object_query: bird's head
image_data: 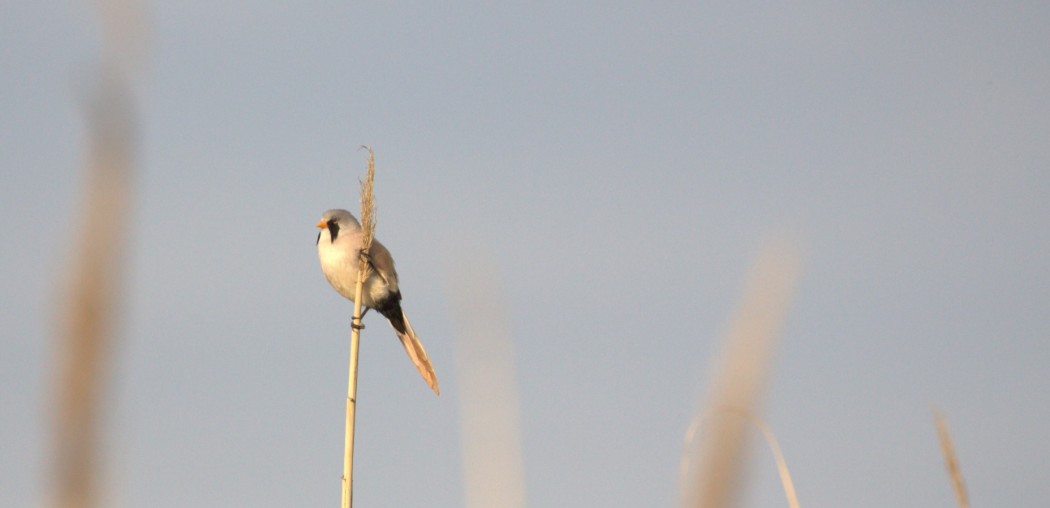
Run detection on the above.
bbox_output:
[316,209,359,244]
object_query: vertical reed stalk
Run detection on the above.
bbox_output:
[52,0,146,504]
[341,148,376,508]
[53,76,135,508]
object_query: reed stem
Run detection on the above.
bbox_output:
[341,148,376,508]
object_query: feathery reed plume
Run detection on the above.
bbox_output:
[50,2,145,507]
[447,254,527,508]
[357,147,377,258]
[342,148,377,508]
[681,236,802,508]
[933,408,970,508]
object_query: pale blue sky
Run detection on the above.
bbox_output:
[3,2,1049,507]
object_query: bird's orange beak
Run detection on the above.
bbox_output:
[316,219,327,229]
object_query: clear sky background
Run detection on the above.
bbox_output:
[4,2,1049,507]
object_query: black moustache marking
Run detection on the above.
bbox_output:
[327,220,341,241]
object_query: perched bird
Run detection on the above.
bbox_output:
[316,209,439,395]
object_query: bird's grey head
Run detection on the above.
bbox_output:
[315,209,360,244]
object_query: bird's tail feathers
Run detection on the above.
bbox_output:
[391,312,440,395]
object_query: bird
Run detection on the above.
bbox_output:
[316,208,439,395]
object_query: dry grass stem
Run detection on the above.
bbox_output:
[933,408,970,508]
[342,148,378,508]
[681,410,800,508]
[682,236,802,508]
[750,413,800,508]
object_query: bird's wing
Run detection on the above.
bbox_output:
[367,239,398,287]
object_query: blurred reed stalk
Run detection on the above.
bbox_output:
[342,148,376,508]
[51,1,146,507]
[681,237,802,508]
[681,410,799,508]
[933,408,970,508]
[52,74,135,508]
[447,254,527,508]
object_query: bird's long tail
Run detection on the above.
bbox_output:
[389,311,440,395]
